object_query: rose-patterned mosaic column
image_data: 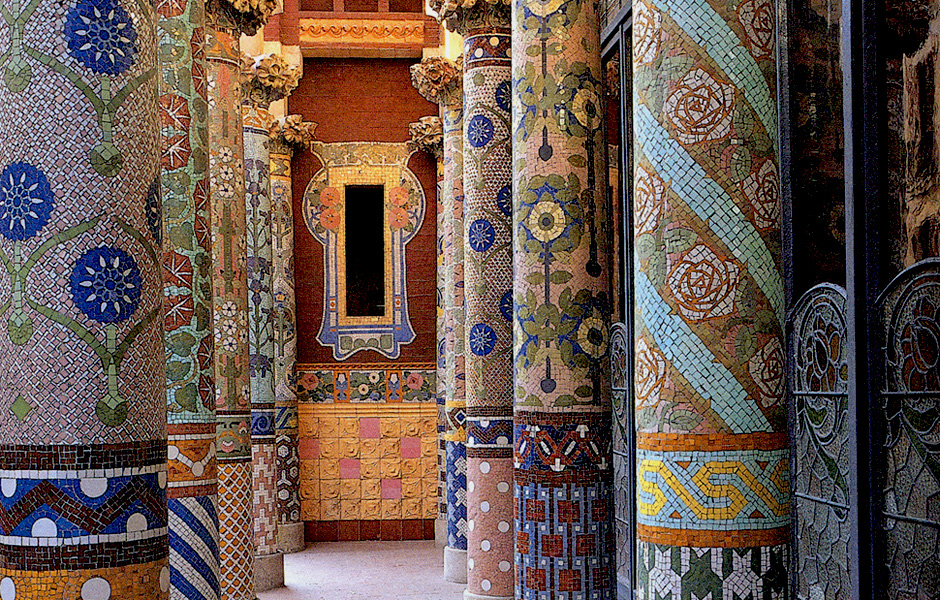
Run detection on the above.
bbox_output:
[205,1,273,598]
[241,53,298,592]
[412,55,468,583]
[0,0,169,597]
[631,0,789,597]
[270,115,316,555]
[156,0,221,597]
[511,0,614,594]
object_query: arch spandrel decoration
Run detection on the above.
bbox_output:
[788,284,850,600]
[302,141,426,360]
[876,259,940,600]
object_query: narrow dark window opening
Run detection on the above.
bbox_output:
[345,185,385,317]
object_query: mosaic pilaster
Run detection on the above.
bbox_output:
[631,0,789,597]
[270,115,315,554]
[156,0,220,597]
[410,55,468,580]
[206,16,253,600]
[0,0,168,596]
[242,53,298,589]
[511,0,614,594]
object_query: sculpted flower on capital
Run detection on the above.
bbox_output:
[633,2,662,67]
[667,244,740,321]
[742,159,780,230]
[409,56,461,105]
[663,68,735,145]
[634,166,664,237]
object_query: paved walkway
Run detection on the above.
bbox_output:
[258,541,466,600]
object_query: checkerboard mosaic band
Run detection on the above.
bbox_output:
[447,441,468,549]
[631,0,787,595]
[169,496,221,600]
[252,441,278,555]
[217,463,254,600]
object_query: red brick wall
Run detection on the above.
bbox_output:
[289,58,439,364]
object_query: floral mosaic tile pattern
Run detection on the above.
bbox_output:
[296,364,437,404]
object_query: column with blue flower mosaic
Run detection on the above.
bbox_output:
[512,0,614,595]
[410,55,466,577]
[438,2,516,596]
[0,0,168,597]
[240,51,299,592]
[156,0,222,597]
[204,1,274,598]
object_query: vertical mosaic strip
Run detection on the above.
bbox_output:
[0,0,168,595]
[631,0,789,596]
[156,0,219,597]
[206,19,253,600]
[511,0,614,594]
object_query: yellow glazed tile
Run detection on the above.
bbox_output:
[319,439,340,459]
[340,417,359,438]
[380,460,402,479]
[402,498,422,519]
[380,439,400,457]
[321,459,340,480]
[319,417,339,438]
[321,480,340,500]
[421,436,436,457]
[301,499,319,521]
[381,499,402,519]
[321,498,341,520]
[299,416,318,438]
[361,459,380,479]
[340,479,361,499]
[299,478,319,501]
[423,497,438,518]
[361,439,381,458]
[401,478,421,498]
[340,438,360,458]
[380,418,401,438]
[341,499,360,520]
[361,478,381,499]
[401,458,421,478]
[362,499,382,520]
[402,418,421,437]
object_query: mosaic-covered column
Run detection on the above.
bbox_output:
[437,5,516,596]
[241,52,299,592]
[511,0,614,594]
[205,2,273,598]
[269,115,316,555]
[411,55,468,583]
[0,0,169,596]
[631,0,789,597]
[157,0,221,597]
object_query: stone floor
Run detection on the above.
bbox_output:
[258,541,466,600]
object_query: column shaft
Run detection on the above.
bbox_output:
[462,24,515,600]
[511,0,614,596]
[158,0,221,597]
[206,24,254,600]
[631,0,788,597]
[0,0,168,596]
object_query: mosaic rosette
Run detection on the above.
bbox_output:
[206,25,253,600]
[0,0,169,595]
[511,0,614,595]
[462,28,515,600]
[631,0,788,595]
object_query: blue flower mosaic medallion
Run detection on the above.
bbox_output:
[496,185,512,216]
[0,162,54,241]
[145,179,162,245]
[495,80,511,112]
[468,323,496,356]
[468,218,496,253]
[467,115,494,148]
[499,290,513,321]
[71,246,142,323]
[65,0,138,76]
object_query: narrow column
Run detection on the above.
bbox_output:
[0,0,168,596]
[269,115,317,555]
[241,53,299,593]
[157,0,221,597]
[511,0,614,595]
[631,0,789,597]
[411,56,468,583]
[205,2,273,598]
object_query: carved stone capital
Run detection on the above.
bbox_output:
[409,116,444,160]
[271,115,318,155]
[430,0,510,36]
[206,0,276,36]
[241,54,302,109]
[410,56,462,107]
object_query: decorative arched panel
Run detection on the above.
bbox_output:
[609,321,632,597]
[876,259,940,600]
[789,284,850,600]
[302,142,426,360]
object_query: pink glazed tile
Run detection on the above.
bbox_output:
[360,417,381,439]
[340,458,361,479]
[299,438,319,460]
[400,437,421,458]
[381,478,402,499]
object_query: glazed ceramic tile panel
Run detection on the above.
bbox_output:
[156,0,220,597]
[0,0,169,596]
[270,142,302,552]
[301,142,426,361]
[206,23,254,600]
[511,0,614,594]
[463,26,515,600]
[631,0,788,596]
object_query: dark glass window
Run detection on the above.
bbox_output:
[345,185,385,317]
